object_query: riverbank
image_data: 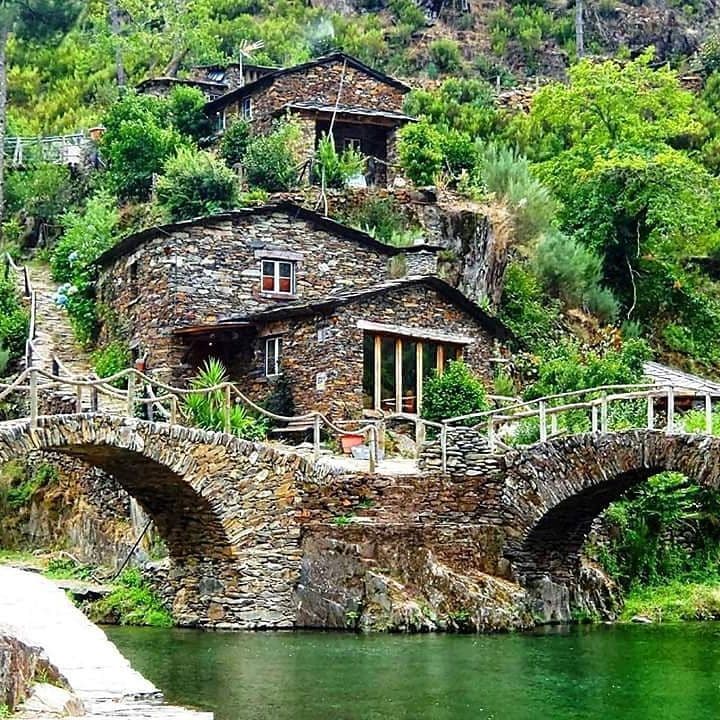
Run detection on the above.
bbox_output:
[620,579,720,623]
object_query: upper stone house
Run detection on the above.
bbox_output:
[94,202,507,420]
[136,62,275,102]
[203,52,415,187]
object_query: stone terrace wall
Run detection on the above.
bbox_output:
[96,210,395,379]
[418,427,494,477]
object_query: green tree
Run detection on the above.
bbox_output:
[397,119,444,186]
[422,361,489,423]
[243,117,302,192]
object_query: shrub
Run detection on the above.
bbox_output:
[0,277,29,363]
[92,341,131,388]
[389,0,426,32]
[219,119,251,167]
[100,92,186,200]
[51,192,119,345]
[156,148,239,221]
[344,196,406,243]
[263,374,295,419]
[243,117,302,192]
[183,358,267,440]
[428,39,462,73]
[698,34,720,75]
[398,119,444,186]
[421,360,490,423]
[167,85,212,141]
[312,133,365,188]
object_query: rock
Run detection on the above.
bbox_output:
[22,683,85,716]
[631,615,653,624]
[0,633,42,710]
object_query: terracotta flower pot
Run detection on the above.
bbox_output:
[340,433,364,455]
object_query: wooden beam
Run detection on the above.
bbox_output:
[373,335,381,410]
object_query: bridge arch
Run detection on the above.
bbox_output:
[503,430,720,597]
[0,414,314,628]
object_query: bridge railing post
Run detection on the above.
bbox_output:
[223,385,232,434]
[600,392,608,433]
[313,414,321,460]
[75,383,82,414]
[415,418,425,456]
[487,417,496,452]
[126,371,136,418]
[29,368,38,428]
[538,400,547,442]
[170,396,178,425]
[666,386,675,433]
[591,403,598,433]
[550,413,558,437]
[368,425,377,474]
[647,394,654,430]
[705,393,713,435]
[440,424,448,474]
[91,385,99,413]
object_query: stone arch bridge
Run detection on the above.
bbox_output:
[2,412,719,628]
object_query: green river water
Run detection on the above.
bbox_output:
[107,624,720,720]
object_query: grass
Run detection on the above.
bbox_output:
[89,568,173,628]
[621,579,720,622]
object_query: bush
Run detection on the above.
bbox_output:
[698,34,720,75]
[398,119,444,186]
[312,133,365,188]
[156,148,239,221]
[0,277,29,364]
[183,358,267,440]
[243,117,302,192]
[92,341,131,388]
[428,39,462,73]
[51,192,119,345]
[100,92,186,200]
[220,119,251,167]
[344,196,407,244]
[167,85,212,141]
[421,360,490,423]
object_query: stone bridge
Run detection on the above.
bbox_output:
[3,413,717,629]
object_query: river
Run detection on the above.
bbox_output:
[107,623,720,719]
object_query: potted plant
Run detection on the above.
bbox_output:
[340,432,365,454]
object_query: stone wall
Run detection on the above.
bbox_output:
[239,282,502,418]
[418,426,494,477]
[96,209,397,379]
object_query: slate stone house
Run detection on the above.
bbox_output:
[203,52,415,187]
[95,202,507,420]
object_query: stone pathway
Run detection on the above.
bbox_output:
[0,567,212,719]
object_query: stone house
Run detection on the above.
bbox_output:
[94,202,507,420]
[203,52,415,187]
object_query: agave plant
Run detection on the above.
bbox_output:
[183,358,267,440]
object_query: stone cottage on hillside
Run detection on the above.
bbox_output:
[94,202,508,420]
[203,52,415,187]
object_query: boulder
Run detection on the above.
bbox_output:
[22,682,85,717]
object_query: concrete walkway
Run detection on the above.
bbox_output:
[0,567,212,719]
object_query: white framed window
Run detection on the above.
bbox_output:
[214,110,227,132]
[241,97,253,120]
[261,259,296,295]
[344,137,361,152]
[265,337,282,377]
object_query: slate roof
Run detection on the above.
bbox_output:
[643,361,720,394]
[93,201,442,267]
[204,52,411,113]
[174,276,511,341]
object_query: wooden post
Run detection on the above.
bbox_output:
[550,413,558,437]
[440,424,448,474]
[487,418,496,452]
[126,372,135,418]
[313,414,321,459]
[600,392,608,433]
[539,400,547,442]
[91,385,99,413]
[591,404,598,434]
[705,394,713,435]
[415,419,425,457]
[29,368,38,428]
[75,384,82,414]
[647,394,654,430]
[170,396,178,425]
[368,425,377,474]
[224,385,232,434]
[666,387,675,432]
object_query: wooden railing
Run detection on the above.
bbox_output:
[444,383,720,452]
[3,253,37,368]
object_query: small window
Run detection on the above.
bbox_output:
[241,97,253,120]
[214,111,226,132]
[261,259,296,295]
[344,137,361,152]
[128,261,138,298]
[265,337,282,377]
